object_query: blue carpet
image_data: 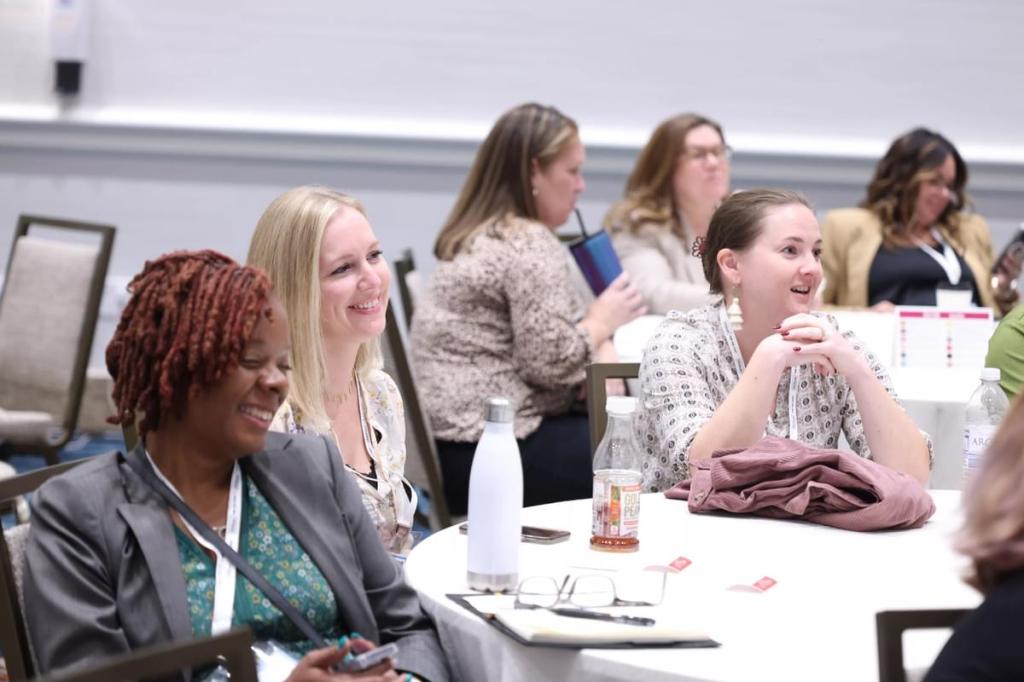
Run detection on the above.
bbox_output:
[2,432,126,529]
[5,431,125,475]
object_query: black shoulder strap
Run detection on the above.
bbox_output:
[125,453,329,649]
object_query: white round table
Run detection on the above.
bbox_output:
[405,491,978,682]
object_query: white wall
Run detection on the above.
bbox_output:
[2,0,1023,364]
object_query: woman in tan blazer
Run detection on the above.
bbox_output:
[604,114,730,314]
[821,128,1019,315]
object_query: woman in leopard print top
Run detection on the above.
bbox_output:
[412,103,645,514]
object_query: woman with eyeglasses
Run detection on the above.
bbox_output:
[821,127,1020,315]
[604,114,732,314]
[411,102,646,516]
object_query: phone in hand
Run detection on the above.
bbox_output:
[345,642,398,672]
[993,224,1024,275]
[458,523,570,544]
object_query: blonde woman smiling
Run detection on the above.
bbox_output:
[249,187,416,555]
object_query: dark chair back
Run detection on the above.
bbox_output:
[34,627,258,682]
[380,303,453,529]
[876,608,970,682]
[586,362,641,453]
[392,248,418,330]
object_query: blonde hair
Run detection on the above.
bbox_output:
[247,185,382,432]
[957,393,1024,592]
[434,103,578,260]
[604,113,726,236]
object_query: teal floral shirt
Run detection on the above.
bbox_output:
[175,474,345,657]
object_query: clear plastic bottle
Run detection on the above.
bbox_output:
[962,367,1010,484]
[591,396,642,553]
[467,397,523,591]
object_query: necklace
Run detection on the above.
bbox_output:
[211,524,227,538]
[325,374,357,405]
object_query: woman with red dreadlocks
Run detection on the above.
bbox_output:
[23,250,448,682]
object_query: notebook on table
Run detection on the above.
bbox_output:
[447,593,718,650]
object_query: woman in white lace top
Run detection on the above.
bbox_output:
[248,187,416,555]
[636,189,932,491]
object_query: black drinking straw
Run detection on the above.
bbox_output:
[574,208,589,238]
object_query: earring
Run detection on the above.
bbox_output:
[727,285,743,331]
[531,186,538,197]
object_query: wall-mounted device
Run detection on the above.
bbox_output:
[50,0,92,95]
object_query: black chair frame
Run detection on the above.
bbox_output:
[876,608,970,682]
[393,247,417,331]
[586,362,641,454]
[35,627,258,682]
[383,304,452,529]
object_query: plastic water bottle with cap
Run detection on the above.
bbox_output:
[963,367,1009,483]
[467,397,523,591]
[591,396,642,552]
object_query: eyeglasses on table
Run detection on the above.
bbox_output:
[514,571,668,611]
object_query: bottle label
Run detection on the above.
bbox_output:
[963,424,998,471]
[592,477,640,538]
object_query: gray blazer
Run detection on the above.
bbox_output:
[24,432,449,682]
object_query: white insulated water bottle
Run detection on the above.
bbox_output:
[466,397,523,592]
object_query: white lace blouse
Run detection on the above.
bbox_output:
[272,368,416,555]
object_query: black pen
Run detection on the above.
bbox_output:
[549,607,655,627]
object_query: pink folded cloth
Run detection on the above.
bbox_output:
[664,436,935,531]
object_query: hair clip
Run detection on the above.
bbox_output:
[690,236,707,258]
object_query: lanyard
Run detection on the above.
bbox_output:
[718,305,800,440]
[911,228,962,286]
[145,451,243,634]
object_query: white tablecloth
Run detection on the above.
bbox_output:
[406,491,977,682]
[613,315,985,490]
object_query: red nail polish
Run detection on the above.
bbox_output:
[781,330,789,336]
[793,346,801,352]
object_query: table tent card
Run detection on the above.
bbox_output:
[895,307,993,369]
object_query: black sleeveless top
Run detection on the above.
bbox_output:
[868,244,979,307]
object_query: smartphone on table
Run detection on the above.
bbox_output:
[458,523,570,544]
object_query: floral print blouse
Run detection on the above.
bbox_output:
[272,368,415,555]
[635,302,933,492]
[410,215,594,441]
[176,473,344,657]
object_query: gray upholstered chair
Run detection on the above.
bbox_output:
[0,459,87,681]
[0,215,115,464]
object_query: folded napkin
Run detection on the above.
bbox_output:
[664,436,935,531]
